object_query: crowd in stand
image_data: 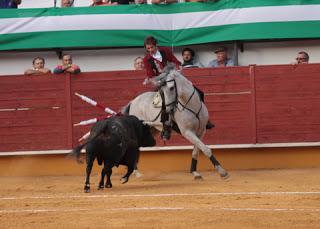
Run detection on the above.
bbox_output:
[2,1,311,73]
[0,0,210,8]
[24,54,81,76]
[23,36,310,79]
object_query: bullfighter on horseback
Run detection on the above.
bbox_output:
[142,36,214,140]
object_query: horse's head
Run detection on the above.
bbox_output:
[153,64,178,113]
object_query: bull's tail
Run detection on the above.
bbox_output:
[68,119,110,163]
[69,142,87,163]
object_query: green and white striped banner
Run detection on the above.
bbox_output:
[1,0,320,50]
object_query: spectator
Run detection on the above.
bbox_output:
[208,46,234,67]
[295,51,309,64]
[90,0,117,6]
[147,0,180,4]
[134,0,146,3]
[24,57,51,75]
[0,0,21,8]
[181,47,202,68]
[134,57,144,70]
[61,0,73,7]
[113,0,133,4]
[53,54,81,74]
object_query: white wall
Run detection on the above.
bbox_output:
[1,40,319,76]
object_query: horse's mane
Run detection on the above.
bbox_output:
[154,63,176,82]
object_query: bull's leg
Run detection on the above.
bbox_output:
[190,146,202,180]
[121,165,134,184]
[98,167,106,190]
[84,154,95,193]
[105,163,113,188]
[184,130,229,179]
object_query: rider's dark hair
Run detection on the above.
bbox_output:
[144,36,157,47]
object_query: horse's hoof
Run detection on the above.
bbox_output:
[121,177,129,184]
[105,183,112,188]
[215,165,229,180]
[132,169,143,178]
[192,171,203,180]
[220,172,230,180]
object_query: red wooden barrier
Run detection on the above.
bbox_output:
[1,64,320,152]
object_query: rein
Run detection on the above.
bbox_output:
[161,78,203,128]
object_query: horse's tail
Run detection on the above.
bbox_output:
[121,103,131,115]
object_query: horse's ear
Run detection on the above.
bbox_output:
[149,78,160,86]
[165,63,176,72]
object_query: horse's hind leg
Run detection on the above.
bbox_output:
[184,130,229,179]
[190,147,202,179]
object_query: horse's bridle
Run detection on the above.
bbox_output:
[160,79,178,108]
[160,78,203,123]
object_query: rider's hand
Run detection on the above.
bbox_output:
[142,78,150,85]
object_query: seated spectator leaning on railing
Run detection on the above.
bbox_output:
[0,0,21,8]
[134,57,145,70]
[147,0,179,4]
[24,57,51,75]
[61,0,73,7]
[208,46,234,67]
[295,51,309,64]
[53,54,81,74]
[90,0,117,6]
[134,0,146,4]
[181,47,202,68]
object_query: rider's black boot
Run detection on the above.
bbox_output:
[161,125,172,141]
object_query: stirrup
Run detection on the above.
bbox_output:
[161,129,171,141]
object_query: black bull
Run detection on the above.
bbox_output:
[71,115,156,192]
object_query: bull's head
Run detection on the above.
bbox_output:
[140,123,156,147]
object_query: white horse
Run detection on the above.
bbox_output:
[124,65,228,179]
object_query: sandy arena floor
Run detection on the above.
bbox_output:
[0,168,320,229]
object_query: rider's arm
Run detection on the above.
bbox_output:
[165,47,182,69]
[143,56,156,79]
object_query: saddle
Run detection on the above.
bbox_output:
[152,92,162,108]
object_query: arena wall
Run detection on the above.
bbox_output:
[1,65,320,175]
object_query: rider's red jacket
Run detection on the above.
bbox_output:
[143,47,181,78]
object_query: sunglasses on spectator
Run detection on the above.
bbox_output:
[296,57,307,60]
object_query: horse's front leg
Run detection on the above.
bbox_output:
[190,146,202,179]
[184,130,229,179]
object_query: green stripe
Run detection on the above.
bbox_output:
[1,0,320,18]
[1,21,320,50]
[173,21,320,45]
[0,30,171,50]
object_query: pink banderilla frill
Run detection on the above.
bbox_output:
[74,92,120,142]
